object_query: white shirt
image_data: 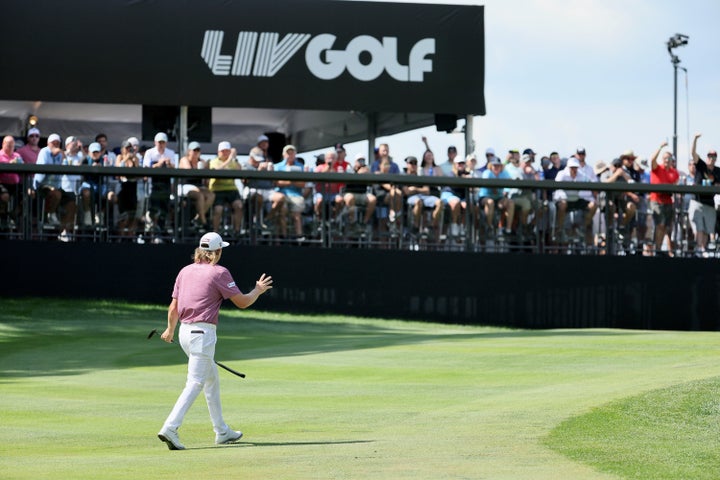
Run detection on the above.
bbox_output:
[554,167,594,202]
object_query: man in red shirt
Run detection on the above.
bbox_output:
[649,140,679,256]
[313,147,350,224]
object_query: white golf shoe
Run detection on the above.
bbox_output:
[158,428,185,450]
[215,429,243,445]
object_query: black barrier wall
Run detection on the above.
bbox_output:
[2,241,719,331]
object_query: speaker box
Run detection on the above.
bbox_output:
[265,132,287,163]
[434,114,457,133]
[142,105,213,142]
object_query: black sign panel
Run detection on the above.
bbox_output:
[2,0,484,115]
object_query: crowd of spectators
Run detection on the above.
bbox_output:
[0,128,717,257]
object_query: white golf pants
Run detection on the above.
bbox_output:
[162,322,230,435]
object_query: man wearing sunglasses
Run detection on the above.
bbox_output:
[17,127,41,165]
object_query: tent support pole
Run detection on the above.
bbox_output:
[367,112,377,162]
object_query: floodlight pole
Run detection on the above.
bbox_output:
[671,55,679,162]
[666,34,688,162]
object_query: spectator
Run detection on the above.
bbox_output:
[441,155,471,238]
[419,149,442,177]
[478,156,514,236]
[479,148,495,175]
[95,133,119,198]
[127,136,148,224]
[33,133,76,241]
[63,136,86,224]
[313,148,348,225]
[208,141,244,238]
[575,147,595,182]
[602,156,638,239]
[370,143,400,173]
[648,140,679,256]
[373,156,404,236]
[438,145,458,176]
[403,155,441,236]
[178,141,215,230]
[17,127,41,165]
[342,154,376,236]
[78,142,105,227]
[690,133,719,256]
[504,152,533,241]
[0,135,22,229]
[553,157,597,245]
[241,146,285,231]
[115,140,140,239]
[274,144,306,239]
[142,132,177,238]
[256,134,270,162]
[522,148,537,170]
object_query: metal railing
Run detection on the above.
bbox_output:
[1,162,717,257]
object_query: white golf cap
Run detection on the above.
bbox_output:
[88,142,102,153]
[188,141,201,151]
[47,133,61,144]
[257,134,269,144]
[154,132,168,143]
[199,232,229,251]
[27,127,40,136]
[64,135,77,146]
[218,141,232,151]
[127,136,139,146]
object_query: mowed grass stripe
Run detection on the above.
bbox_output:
[1,298,719,479]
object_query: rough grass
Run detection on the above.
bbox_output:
[1,298,719,479]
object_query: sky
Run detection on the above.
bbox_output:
[303,0,720,171]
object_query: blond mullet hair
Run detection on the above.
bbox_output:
[193,248,222,265]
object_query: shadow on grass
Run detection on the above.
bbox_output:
[184,440,375,451]
[0,297,643,379]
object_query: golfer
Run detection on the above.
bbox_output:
[158,232,273,450]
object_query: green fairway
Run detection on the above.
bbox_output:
[1,299,719,479]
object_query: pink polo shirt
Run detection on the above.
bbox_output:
[0,150,21,184]
[172,262,241,325]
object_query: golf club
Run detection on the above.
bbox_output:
[147,329,246,378]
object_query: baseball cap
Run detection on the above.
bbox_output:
[405,156,418,164]
[127,136,139,147]
[454,156,466,163]
[576,146,586,155]
[249,147,265,161]
[282,144,296,154]
[188,141,201,151]
[465,153,476,162]
[154,132,168,143]
[47,133,61,144]
[257,134,269,144]
[612,157,623,167]
[489,156,502,166]
[64,136,77,146]
[620,149,636,159]
[199,232,229,251]
[485,147,495,156]
[89,142,102,153]
[218,141,232,151]
[27,127,40,137]
[522,148,536,155]
[567,158,581,168]
[354,153,366,161]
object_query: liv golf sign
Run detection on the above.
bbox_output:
[201,30,436,82]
